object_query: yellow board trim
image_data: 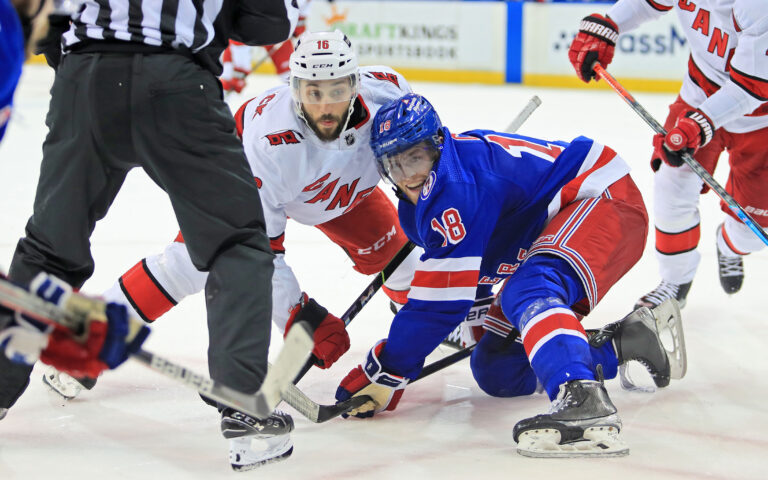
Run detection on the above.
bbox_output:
[523,73,682,93]
[255,63,507,85]
[28,54,48,65]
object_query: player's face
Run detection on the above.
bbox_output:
[386,142,437,204]
[298,77,355,141]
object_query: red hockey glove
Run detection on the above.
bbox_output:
[220,67,249,94]
[568,14,619,83]
[285,293,350,369]
[335,340,409,418]
[651,109,714,170]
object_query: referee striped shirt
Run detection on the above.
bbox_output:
[61,0,295,53]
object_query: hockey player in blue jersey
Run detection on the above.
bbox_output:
[334,93,688,457]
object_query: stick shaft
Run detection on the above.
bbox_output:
[593,63,768,246]
[505,95,542,133]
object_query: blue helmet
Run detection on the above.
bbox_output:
[370,93,443,184]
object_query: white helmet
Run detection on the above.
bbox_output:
[289,30,360,136]
[289,29,358,81]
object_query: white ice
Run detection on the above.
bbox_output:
[0,66,766,480]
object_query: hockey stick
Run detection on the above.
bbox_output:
[280,343,478,423]
[505,95,542,133]
[251,42,285,72]
[0,278,313,420]
[593,63,768,246]
[291,240,417,383]
[340,240,417,327]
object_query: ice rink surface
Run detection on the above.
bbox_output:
[1,66,766,480]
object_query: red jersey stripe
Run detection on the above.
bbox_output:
[645,0,673,11]
[522,311,585,358]
[411,269,479,289]
[730,66,768,102]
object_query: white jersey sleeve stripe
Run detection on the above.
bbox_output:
[545,142,630,223]
[418,256,483,272]
[408,285,478,303]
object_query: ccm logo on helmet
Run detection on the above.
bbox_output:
[314,64,333,68]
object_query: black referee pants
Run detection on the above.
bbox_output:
[0,52,274,408]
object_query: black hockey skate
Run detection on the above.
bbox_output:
[221,408,294,471]
[42,366,97,400]
[590,300,686,390]
[513,379,627,457]
[716,225,744,294]
[634,279,692,310]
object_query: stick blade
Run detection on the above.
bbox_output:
[253,320,314,418]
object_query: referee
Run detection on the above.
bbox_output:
[0,0,300,469]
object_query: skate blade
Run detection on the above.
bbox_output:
[516,426,629,458]
[618,363,656,394]
[42,368,82,401]
[652,299,687,379]
[229,435,293,471]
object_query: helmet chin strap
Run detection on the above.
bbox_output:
[337,96,357,137]
[296,96,357,144]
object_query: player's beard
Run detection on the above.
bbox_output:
[304,110,347,142]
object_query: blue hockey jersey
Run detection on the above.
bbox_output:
[0,0,24,142]
[379,127,631,378]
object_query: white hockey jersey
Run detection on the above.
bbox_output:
[236,66,412,243]
[608,0,768,132]
[103,66,415,330]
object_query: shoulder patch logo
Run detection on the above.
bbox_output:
[254,94,276,117]
[420,171,437,201]
[368,71,400,88]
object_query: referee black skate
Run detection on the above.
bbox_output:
[0,0,299,470]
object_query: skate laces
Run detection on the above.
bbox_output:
[718,252,743,277]
[548,383,578,414]
[642,281,680,304]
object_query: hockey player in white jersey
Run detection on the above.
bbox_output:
[42,30,423,403]
[569,0,768,309]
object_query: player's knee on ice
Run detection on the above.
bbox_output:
[470,334,538,397]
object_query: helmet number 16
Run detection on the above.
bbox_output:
[317,40,330,49]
